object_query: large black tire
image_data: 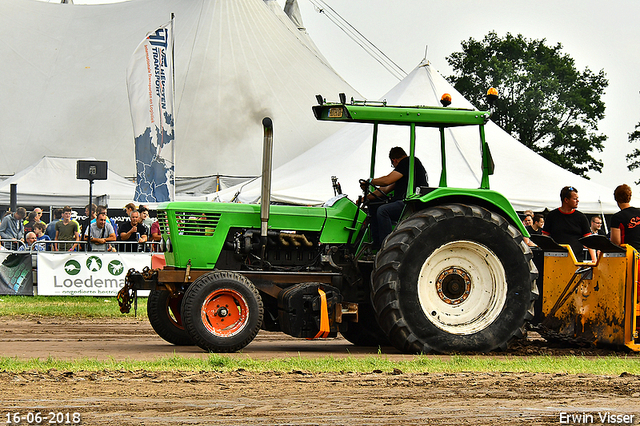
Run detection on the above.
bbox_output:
[147,290,193,346]
[340,303,390,347]
[182,271,263,353]
[372,203,538,354]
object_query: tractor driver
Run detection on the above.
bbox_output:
[361,147,428,250]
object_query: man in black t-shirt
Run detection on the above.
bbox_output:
[119,210,148,252]
[362,147,428,250]
[611,184,640,251]
[542,186,595,261]
[527,213,544,236]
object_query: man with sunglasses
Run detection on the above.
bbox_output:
[542,186,595,261]
[361,147,428,250]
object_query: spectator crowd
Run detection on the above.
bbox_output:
[520,184,640,262]
[0,203,160,253]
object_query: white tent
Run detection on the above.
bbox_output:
[0,0,358,181]
[213,61,622,214]
[0,157,136,207]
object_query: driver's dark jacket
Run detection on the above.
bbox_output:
[391,157,428,201]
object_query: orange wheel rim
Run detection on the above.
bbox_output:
[201,288,249,337]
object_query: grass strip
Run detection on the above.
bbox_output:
[0,354,639,376]
[0,296,146,318]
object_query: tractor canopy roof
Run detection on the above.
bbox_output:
[312,98,491,128]
[313,95,494,191]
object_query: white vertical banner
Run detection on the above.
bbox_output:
[126,17,175,202]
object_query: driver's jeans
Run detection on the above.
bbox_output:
[369,200,404,250]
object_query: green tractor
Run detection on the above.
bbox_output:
[119,94,538,354]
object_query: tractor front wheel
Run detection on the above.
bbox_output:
[182,271,263,353]
[147,289,193,346]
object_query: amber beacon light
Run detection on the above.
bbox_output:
[440,93,452,107]
[486,87,498,106]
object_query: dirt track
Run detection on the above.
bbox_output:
[1,317,640,425]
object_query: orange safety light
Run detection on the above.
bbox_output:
[440,93,452,107]
[486,87,498,106]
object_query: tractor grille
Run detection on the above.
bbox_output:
[157,211,170,234]
[174,211,222,236]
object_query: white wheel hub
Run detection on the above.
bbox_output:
[417,240,507,335]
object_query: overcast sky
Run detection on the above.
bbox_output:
[290,0,640,196]
[45,0,640,195]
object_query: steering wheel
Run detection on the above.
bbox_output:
[358,179,388,204]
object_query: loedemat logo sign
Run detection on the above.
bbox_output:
[38,253,151,296]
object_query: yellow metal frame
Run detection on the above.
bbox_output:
[541,244,640,351]
[626,248,640,349]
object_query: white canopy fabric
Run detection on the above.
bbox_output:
[0,0,358,180]
[213,61,623,214]
[0,157,136,207]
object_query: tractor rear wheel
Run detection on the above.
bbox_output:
[147,289,193,346]
[182,271,263,353]
[372,203,538,354]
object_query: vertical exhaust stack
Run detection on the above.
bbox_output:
[260,117,274,259]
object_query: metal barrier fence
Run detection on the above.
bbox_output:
[1,238,161,253]
[0,238,26,251]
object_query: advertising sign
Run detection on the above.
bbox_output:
[37,253,151,296]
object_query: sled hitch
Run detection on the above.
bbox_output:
[336,302,359,323]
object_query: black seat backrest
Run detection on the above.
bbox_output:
[529,234,568,252]
[579,234,626,254]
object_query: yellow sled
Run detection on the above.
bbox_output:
[531,234,640,351]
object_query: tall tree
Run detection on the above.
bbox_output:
[626,123,640,184]
[446,32,607,178]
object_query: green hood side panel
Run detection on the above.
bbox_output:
[321,196,367,243]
